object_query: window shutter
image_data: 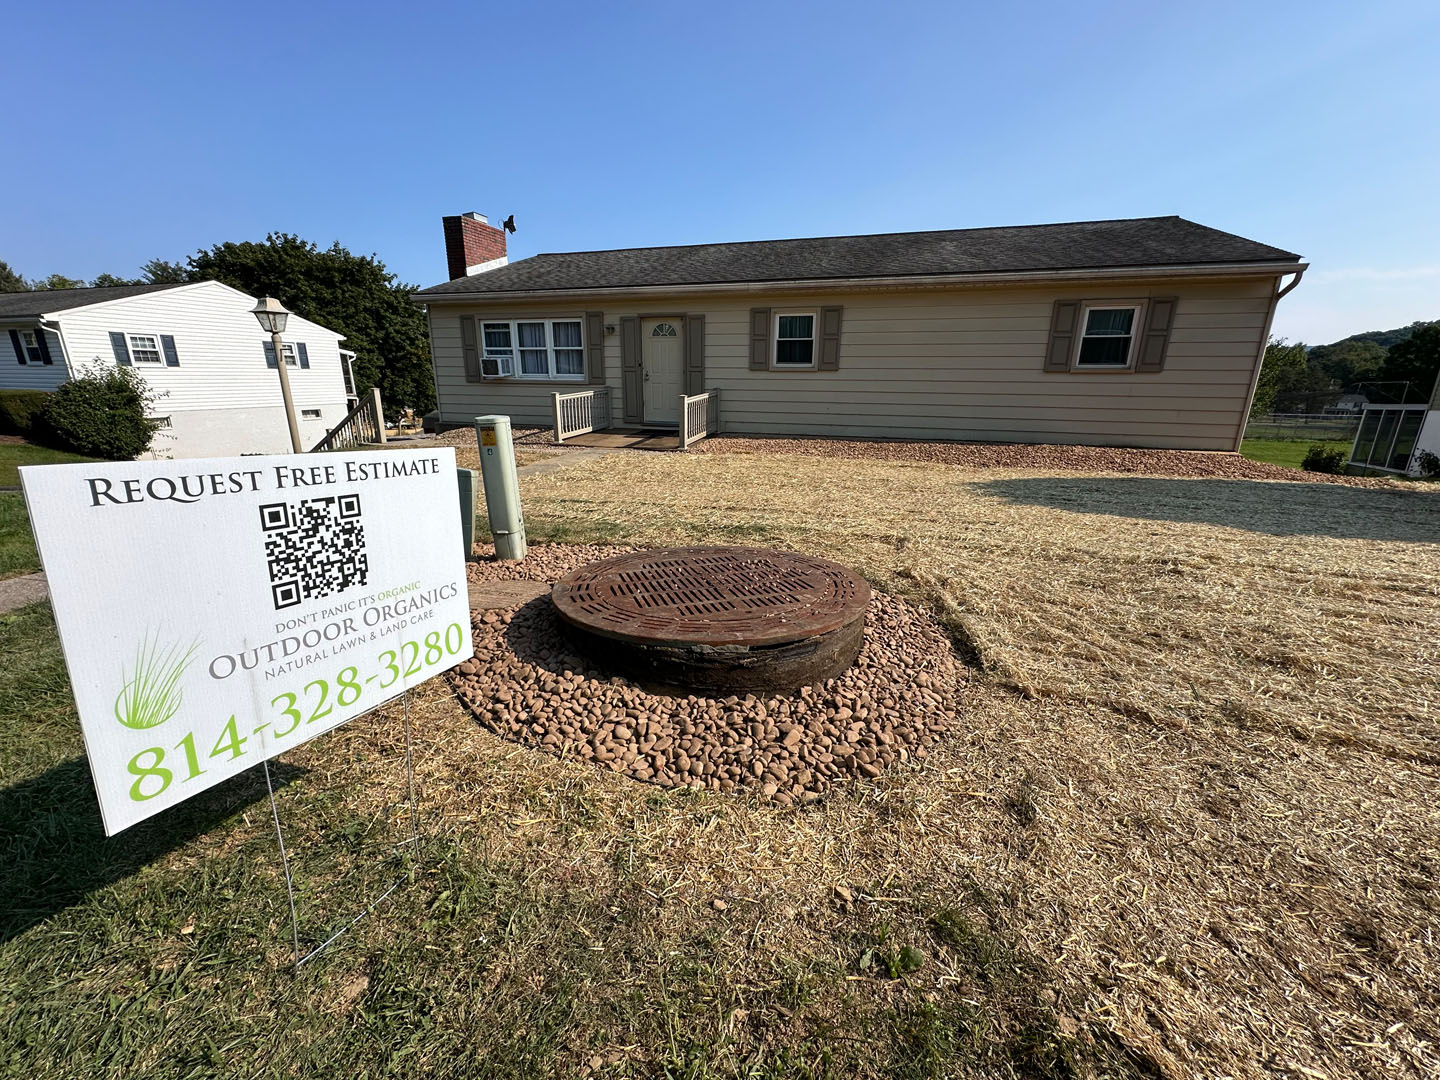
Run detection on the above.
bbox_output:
[620,316,642,423]
[584,311,605,385]
[34,329,53,365]
[160,334,180,367]
[9,329,26,365]
[1044,301,1080,373]
[684,313,706,395]
[1135,297,1177,373]
[749,308,771,370]
[297,342,310,369]
[263,340,278,368]
[459,317,480,383]
[110,331,133,367]
[818,306,843,371]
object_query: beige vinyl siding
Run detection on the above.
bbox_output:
[427,277,1278,450]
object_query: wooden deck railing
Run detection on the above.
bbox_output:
[553,387,611,442]
[679,389,720,449]
[312,387,386,452]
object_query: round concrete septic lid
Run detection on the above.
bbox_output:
[550,546,871,649]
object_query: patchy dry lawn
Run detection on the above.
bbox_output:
[2,448,1438,1079]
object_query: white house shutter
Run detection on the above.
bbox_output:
[110,332,133,366]
[160,334,180,367]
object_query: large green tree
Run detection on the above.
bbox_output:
[1250,338,1314,416]
[30,273,86,291]
[0,259,26,292]
[1381,322,1440,402]
[187,234,433,416]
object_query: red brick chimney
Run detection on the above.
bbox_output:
[442,212,508,280]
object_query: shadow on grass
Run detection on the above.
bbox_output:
[0,756,303,943]
[974,476,1439,541]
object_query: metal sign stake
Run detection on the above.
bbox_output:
[264,687,421,969]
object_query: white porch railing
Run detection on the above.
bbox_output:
[679,389,720,449]
[552,387,611,442]
[312,387,386,452]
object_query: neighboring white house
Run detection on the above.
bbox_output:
[0,281,354,457]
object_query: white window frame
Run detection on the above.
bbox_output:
[18,329,45,365]
[300,408,323,420]
[1071,302,1146,372]
[127,332,165,365]
[479,318,585,382]
[280,342,298,367]
[772,311,818,370]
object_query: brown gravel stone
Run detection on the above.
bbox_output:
[453,543,966,802]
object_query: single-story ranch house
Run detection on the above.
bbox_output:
[414,213,1305,451]
[0,281,356,456]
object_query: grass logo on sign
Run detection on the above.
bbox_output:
[20,450,473,835]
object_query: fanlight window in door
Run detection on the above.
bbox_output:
[652,323,678,337]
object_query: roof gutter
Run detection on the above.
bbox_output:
[410,260,1309,306]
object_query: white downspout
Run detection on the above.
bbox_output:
[1231,267,1307,453]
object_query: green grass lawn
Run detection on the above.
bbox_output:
[1239,437,1352,469]
[0,493,39,579]
[0,442,97,488]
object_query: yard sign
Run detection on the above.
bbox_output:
[21,449,472,836]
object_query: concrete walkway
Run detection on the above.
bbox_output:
[0,572,48,615]
[516,446,623,478]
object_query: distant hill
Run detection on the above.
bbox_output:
[1311,319,1438,354]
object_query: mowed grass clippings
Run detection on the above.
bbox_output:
[3,447,1439,1079]
[510,450,1440,1077]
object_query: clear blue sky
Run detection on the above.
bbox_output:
[3,0,1437,344]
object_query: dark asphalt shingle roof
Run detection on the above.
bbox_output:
[0,283,187,320]
[414,216,1301,299]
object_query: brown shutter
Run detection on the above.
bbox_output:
[620,316,642,423]
[749,307,771,370]
[1135,297,1177,373]
[584,310,605,384]
[818,305,843,371]
[459,316,480,383]
[684,313,705,395]
[1044,300,1080,372]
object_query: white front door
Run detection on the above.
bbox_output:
[641,318,683,426]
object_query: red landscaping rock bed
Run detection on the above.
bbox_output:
[691,435,1387,485]
[453,544,965,804]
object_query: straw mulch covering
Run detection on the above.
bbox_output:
[462,450,1440,1078]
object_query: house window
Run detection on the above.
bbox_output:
[1074,305,1142,369]
[773,313,816,368]
[480,319,585,380]
[481,322,516,377]
[128,334,164,365]
[18,329,45,364]
[153,416,172,429]
[280,343,298,366]
[301,408,322,419]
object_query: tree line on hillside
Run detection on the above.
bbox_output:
[1251,320,1440,417]
[0,240,433,416]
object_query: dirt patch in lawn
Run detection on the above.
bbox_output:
[692,434,1400,486]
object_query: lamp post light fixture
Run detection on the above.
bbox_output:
[251,296,303,453]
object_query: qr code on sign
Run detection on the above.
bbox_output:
[260,493,369,610]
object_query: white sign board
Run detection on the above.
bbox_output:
[21,449,473,835]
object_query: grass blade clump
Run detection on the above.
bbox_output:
[113,633,200,730]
